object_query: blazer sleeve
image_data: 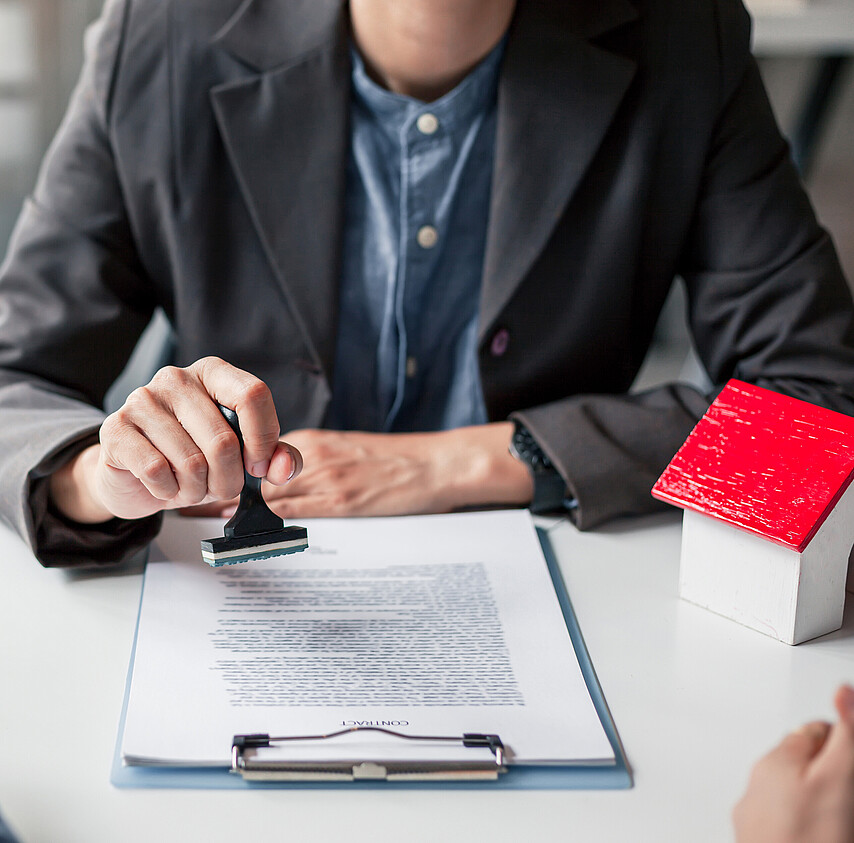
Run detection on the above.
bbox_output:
[0,0,162,567]
[514,0,854,530]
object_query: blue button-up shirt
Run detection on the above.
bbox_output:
[326,42,504,433]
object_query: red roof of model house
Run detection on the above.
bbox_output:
[651,380,854,552]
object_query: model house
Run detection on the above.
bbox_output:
[652,379,854,644]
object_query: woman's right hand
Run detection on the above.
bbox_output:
[49,357,301,523]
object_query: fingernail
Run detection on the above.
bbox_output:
[841,685,854,717]
[795,721,829,740]
[285,449,297,482]
[250,460,270,478]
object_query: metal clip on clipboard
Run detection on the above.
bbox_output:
[231,726,507,781]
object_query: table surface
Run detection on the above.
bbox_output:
[1,512,852,843]
[3,3,853,840]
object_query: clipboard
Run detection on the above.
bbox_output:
[111,525,631,790]
[229,728,507,781]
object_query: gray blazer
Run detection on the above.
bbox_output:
[1,0,853,567]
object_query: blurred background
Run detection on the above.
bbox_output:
[0,0,852,390]
[0,0,104,245]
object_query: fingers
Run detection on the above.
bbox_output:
[267,490,359,519]
[101,408,185,501]
[778,686,854,768]
[834,684,854,729]
[754,688,854,786]
[783,721,833,762]
[258,428,443,517]
[735,694,854,843]
[765,687,854,789]
[735,719,832,843]
[102,382,241,507]
[177,499,238,518]
[98,357,285,516]
[190,357,281,477]
[809,685,854,779]
[744,720,833,789]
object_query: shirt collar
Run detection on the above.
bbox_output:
[349,36,506,136]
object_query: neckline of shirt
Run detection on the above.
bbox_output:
[348,36,506,137]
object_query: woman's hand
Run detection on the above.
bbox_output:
[182,422,533,519]
[49,357,301,523]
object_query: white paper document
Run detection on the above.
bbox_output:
[121,510,614,769]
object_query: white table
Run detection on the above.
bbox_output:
[1,512,852,843]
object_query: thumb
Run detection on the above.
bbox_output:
[834,684,854,730]
[265,441,304,486]
[812,685,854,776]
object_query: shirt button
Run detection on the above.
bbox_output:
[417,225,438,249]
[490,327,510,357]
[405,356,418,378]
[416,113,439,135]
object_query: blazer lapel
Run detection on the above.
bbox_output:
[208,0,639,367]
[480,0,639,340]
[210,0,349,379]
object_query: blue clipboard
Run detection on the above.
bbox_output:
[111,526,632,790]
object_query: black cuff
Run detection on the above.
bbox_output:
[509,422,575,515]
